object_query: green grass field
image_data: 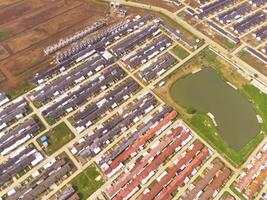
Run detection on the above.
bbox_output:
[38,122,74,155]
[224,39,236,49]
[171,45,190,60]
[243,85,267,132]
[0,32,8,40]
[71,165,105,200]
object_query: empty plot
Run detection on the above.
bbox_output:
[71,165,105,200]
[171,44,190,59]
[0,0,52,25]
[38,122,75,155]
[0,0,82,38]
[6,5,91,53]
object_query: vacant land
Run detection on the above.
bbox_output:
[0,32,8,40]
[154,48,265,166]
[38,122,74,155]
[239,50,267,76]
[131,0,180,12]
[171,44,190,59]
[71,165,105,200]
[0,0,107,98]
[195,23,237,50]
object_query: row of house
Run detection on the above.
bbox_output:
[98,106,174,167]
[44,20,106,55]
[0,97,29,131]
[0,118,40,156]
[158,19,198,49]
[207,20,240,44]
[41,66,126,120]
[231,11,266,34]
[0,146,43,188]
[197,0,238,19]
[6,158,71,200]
[139,53,177,82]
[139,142,209,200]
[123,34,172,69]
[216,2,252,25]
[104,110,177,178]
[245,47,267,64]
[111,24,160,56]
[71,93,157,157]
[252,25,267,41]
[73,78,141,132]
[106,126,193,199]
[249,0,267,7]
[182,162,231,200]
[30,53,113,104]
[55,15,153,63]
[34,15,152,83]
[236,143,267,199]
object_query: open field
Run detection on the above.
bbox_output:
[154,48,266,166]
[195,22,237,50]
[71,164,105,200]
[131,0,180,12]
[38,122,75,155]
[239,50,267,76]
[171,44,190,59]
[0,0,108,98]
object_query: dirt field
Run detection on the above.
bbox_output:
[131,0,180,12]
[0,0,108,97]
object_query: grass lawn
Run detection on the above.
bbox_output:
[0,31,9,40]
[171,45,190,60]
[45,116,58,126]
[71,165,105,200]
[224,39,236,49]
[38,122,74,155]
[243,85,267,132]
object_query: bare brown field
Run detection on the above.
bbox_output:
[0,45,10,60]
[0,0,82,39]
[0,0,54,25]
[6,5,92,53]
[131,0,179,12]
[0,0,22,9]
[0,0,107,96]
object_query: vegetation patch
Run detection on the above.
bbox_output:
[71,165,105,200]
[243,85,267,132]
[0,31,9,40]
[171,45,190,60]
[38,122,74,155]
[224,39,236,49]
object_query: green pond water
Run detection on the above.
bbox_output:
[170,67,260,151]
